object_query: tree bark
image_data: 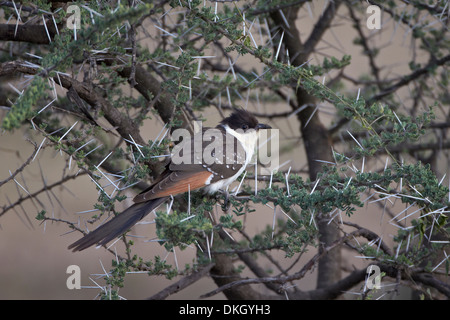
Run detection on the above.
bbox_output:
[270,1,343,289]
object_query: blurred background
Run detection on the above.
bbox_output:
[1,0,448,299]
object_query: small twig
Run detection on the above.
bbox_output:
[147,263,215,300]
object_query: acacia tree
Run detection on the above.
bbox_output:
[1,0,449,300]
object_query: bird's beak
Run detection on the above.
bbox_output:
[256,123,271,130]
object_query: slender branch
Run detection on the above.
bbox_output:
[147,263,215,300]
[329,53,450,135]
[0,140,37,188]
[341,221,393,256]
[0,60,146,145]
[347,4,382,87]
[367,54,450,104]
[0,171,87,218]
[245,0,309,17]
[0,24,58,44]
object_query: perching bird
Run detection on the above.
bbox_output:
[68,109,271,251]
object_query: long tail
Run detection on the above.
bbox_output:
[68,197,166,252]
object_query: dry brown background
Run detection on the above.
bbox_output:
[0,1,440,299]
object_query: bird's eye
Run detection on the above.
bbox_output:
[242,124,249,130]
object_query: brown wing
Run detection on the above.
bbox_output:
[133,126,245,202]
[133,170,212,202]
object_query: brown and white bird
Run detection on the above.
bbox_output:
[68,109,271,251]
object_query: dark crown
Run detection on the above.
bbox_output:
[219,109,259,131]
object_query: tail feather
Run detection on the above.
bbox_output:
[68,198,166,252]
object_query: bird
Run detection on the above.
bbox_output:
[68,108,271,251]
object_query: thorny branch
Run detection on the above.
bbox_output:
[203,224,447,299]
[0,139,38,188]
[1,0,449,300]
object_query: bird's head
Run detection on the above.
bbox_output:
[219,108,271,132]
